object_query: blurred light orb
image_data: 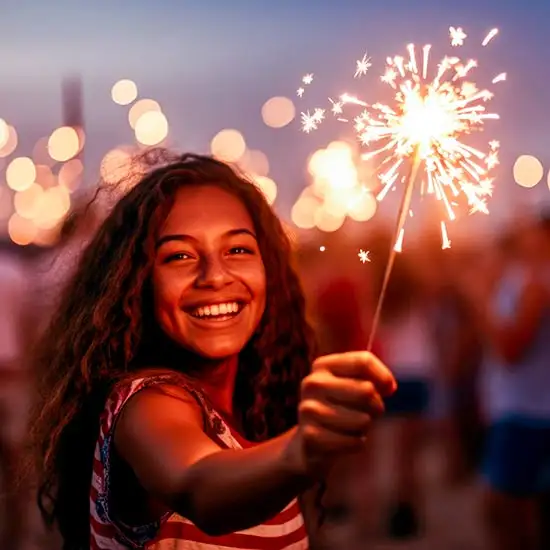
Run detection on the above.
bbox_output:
[0,185,12,222]
[128,99,161,129]
[8,213,37,245]
[0,119,9,149]
[35,164,56,188]
[240,149,269,177]
[347,189,378,222]
[48,126,80,162]
[58,159,84,192]
[261,96,296,128]
[14,183,44,219]
[513,155,544,188]
[6,157,36,191]
[315,207,345,233]
[291,195,318,229]
[33,137,56,166]
[34,186,71,229]
[111,79,138,106]
[135,111,169,146]
[210,129,246,163]
[100,148,133,185]
[0,125,18,158]
[252,175,277,205]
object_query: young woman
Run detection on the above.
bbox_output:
[31,151,396,550]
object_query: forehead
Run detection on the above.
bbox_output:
[160,184,254,235]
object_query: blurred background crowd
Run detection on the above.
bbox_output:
[0,1,549,549]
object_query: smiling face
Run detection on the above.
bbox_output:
[152,185,266,360]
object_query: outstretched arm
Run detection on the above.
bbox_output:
[115,384,309,536]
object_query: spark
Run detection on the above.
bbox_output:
[301,108,325,133]
[450,27,467,46]
[302,73,314,85]
[329,97,344,115]
[297,87,305,98]
[355,53,372,78]
[482,28,499,46]
[441,221,452,249]
[358,249,371,263]
[319,245,326,252]
[492,72,507,84]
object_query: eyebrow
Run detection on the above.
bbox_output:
[156,228,257,249]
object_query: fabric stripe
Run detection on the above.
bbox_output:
[90,374,309,549]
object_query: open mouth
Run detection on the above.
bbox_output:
[187,301,245,322]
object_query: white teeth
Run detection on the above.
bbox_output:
[193,302,241,318]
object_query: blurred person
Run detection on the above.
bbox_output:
[28,151,396,550]
[465,220,550,550]
[431,247,484,484]
[0,246,32,550]
[377,252,437,539]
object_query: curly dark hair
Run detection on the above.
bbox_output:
[30,150,316,549]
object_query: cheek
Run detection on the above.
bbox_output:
[151,270,183,322]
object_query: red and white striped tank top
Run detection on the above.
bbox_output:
[90,374,309,549]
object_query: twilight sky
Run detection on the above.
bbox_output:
[1,0,549,224]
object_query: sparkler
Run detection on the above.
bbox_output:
[297,26,504,348]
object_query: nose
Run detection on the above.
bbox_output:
[195,254,232,289]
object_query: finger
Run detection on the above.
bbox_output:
[301,423,366,455]
[313,352,396,397]
[301,372,386,416]
[299,399,372,437]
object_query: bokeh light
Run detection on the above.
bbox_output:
[314,207,345,232]
[513,155,544,188]
[58,159,84,192]
[252,175,277,205]
[100,148,134,186]
[6,157,36,191]
[14,183,44,219]
[347,189,378,222]
[134,111,169,146]
[0,119,9,149]
[128,99,161,129]
[0,125,18,158]
[33,137,56,166]
[239,149,270,177]
[111,79,138,106]
[210,129,246,163]
[34,186,71,229]
[291,195,319,229]
[35,164,56,188]
[48,126,81,162]
[8,213,37,245]
[261,96,296,128]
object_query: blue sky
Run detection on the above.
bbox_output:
[1,0,549,222]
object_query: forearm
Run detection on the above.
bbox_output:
[173,428,311,535]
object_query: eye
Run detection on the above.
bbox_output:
[228,246,254,255]
[165,252,193,263]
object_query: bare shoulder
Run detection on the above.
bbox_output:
[116,383,204,438]
[114,383,221,499]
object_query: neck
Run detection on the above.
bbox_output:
[138,329,240,418]
[191,356,239,418]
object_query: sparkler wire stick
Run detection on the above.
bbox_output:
[367,149,422,351]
